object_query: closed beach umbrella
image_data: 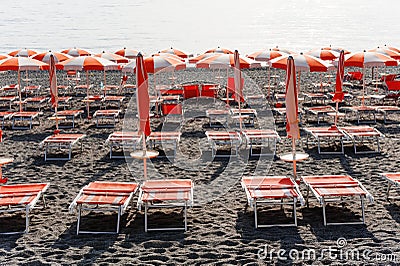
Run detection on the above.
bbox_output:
[136,53,151,137]
[61,47,91,57]
[32,51,71,64]
[285,56,301,179]
[332,50,345,126]
[94,51,129,63]
[205,46,233,54]
[234,50,243,130]
[159,47,192,59]
[49,54,59,131]
[9,48,38,57]
[0,57,48,112]
[114,48,140,59]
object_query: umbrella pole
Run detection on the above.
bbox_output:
[291,137,297,180]
[18,70,22,112]
[141,131,148,180]
[334,102,339,126]
[226,68,229,106]
[55,106,59,130]
[362,67,365,106]
[267,66,271,99]
[86,71,90,119]
[103,70,106,97]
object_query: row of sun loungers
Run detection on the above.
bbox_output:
[6,172,400,234]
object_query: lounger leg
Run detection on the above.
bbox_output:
[322,199,327,226]
[293,198,297,226]
[386,183,392,200]
[144,203,148,232]
[254,201,258,228]
[184,201,188,231]
[25,206,30,233]
[77,205,82,235]
[116,206,121,234]
[306,187,310,208]
[361,196,365,224]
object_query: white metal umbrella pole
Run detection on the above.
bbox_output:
[291,138,297,179]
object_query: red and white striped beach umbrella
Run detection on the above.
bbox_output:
[159,47,192,59]
[233,50,243,130]
[123,54,186,74]
[196,53,261,69]
[114,48,140,59]
[205,47,233,54]
[247,49,288,62]
[61,47,91,57]
[8,48,38,57]
[344,51,398,67]
[94,51,129,63]
[0,57,48,112]
[368,47,400,60]
[322,46,350,54]
[188,53,219,64]
[306,48,340,61]
[57,56,119,71]
[0,54,11,60]
[152,53,185,62]
[32,51,71,64]
[270,53,334,72]
[49,54,58,109]
[383,44,400,53]
[272,46,295,55]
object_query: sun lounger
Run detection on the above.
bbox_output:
[0,183,49,234]
[303,93,328,105]
[230,108,257,127]
[57,96,73,109]
[1,84,19,96]
[23,96,48,111]
[93,109,121,128]
[241,129,280,156]
[379,173,400,200]
[22,85,41,96]
[11,111,41,129]
[40,133,86,161]
[304,105,336,124]
[102,95,125,109]
[69,181,138,234]
[246,94,265,107]
[373,106,400,123]
[123,83,136,94]
[74,84,92,96]
[147,131,181,158]
[106,131,142,159]
[206,109,230,128]
[205,131,242,158]
[341,105,377,124]
[303,126,346,154]
[137,179,193,232]
[0,111,14,129]
[302,175,373,226]
[0,96,18,110]
[339,126,384,154]
[54,109,84,128]
[241,176,304,228]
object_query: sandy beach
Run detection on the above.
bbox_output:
[0,66,400,266]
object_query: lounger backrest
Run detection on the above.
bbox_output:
[161,103,183,115]
[384,80,400,91]
[182,84,200,99]
[201,83,218,98]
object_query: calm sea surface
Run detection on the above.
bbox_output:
[1,0,400,55]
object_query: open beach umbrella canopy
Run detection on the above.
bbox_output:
[123,54,186,74]
[205,47,234,54]
[8,48,38,57]
[159,47,192,59]
[247,49,288,62]
[343,51,398,68]
[382,44,400,53]
[272,46,295,55]
[152,52,185,62]
[0,54,11,60]
[94,51,129,63]
[322,46,350,54]
[368,47,400,60]
[31,51,72,64]
[196,53,261,69]
[0,57,48,112]
[305,48,340,61]
[61,47,92,57]
[114,48,140,59]
[57,56,119,71]
[270,53,334,72]
[188,53,220,64]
